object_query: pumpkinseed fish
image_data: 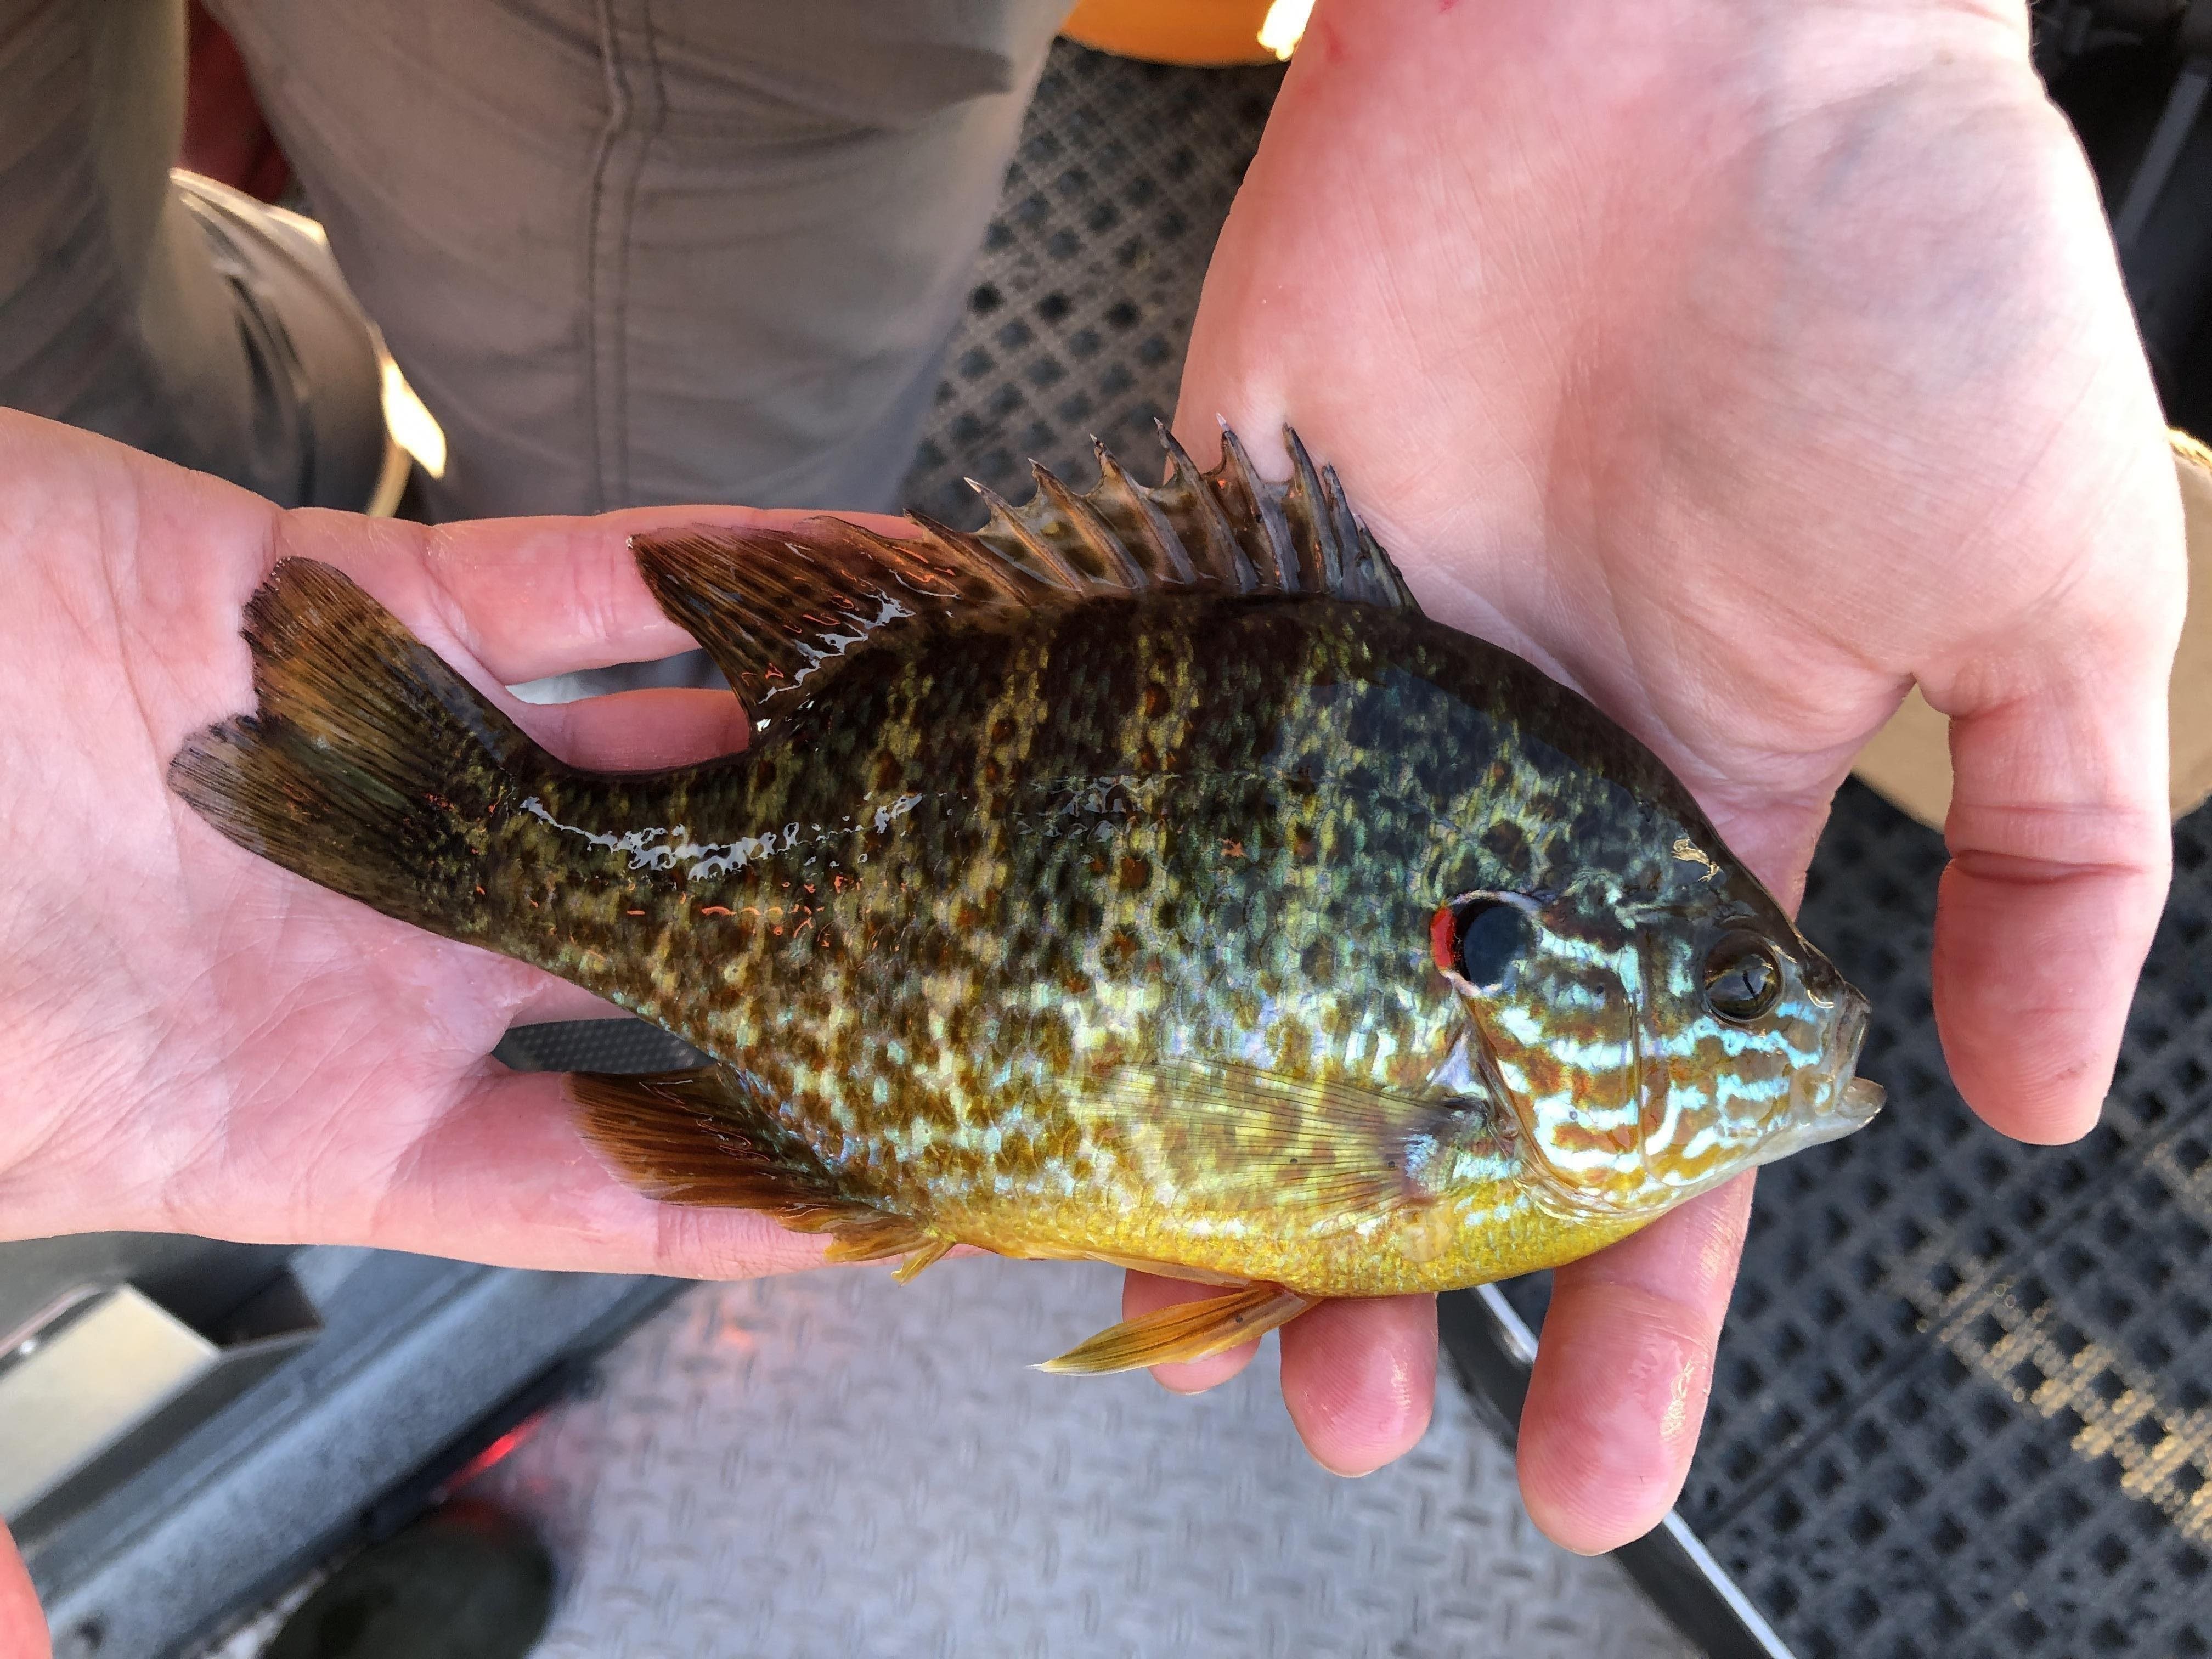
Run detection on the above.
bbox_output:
[171,426,1883,1372]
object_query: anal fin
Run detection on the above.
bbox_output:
[570,1066,932,1262]
[1037,1283,1317,1375]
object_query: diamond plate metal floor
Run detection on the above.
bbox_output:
[458,1259,1691,1659]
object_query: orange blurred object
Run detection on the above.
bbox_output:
[1061,0,1285,64]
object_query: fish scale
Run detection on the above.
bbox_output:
[170,426,1882,1372]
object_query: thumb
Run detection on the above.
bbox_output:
[0,1520,49,1659]
[1928,464,2185,1144]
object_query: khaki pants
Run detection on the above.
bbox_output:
[0,0,1071,517]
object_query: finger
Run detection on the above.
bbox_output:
[505,980,645,1030]
[1931,605,2179,1143]
[1124,1271,1264,1393]
[1277,1294,1436,1476]
[421,505,924,685]
[0,1520,48,1659]
[1517,1174,1753,1553]
[265,503,923,689]
[510,687,749,773]
[298,1069,833,1281]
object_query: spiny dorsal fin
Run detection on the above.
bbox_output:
[569,1065,942,1266]
[629,425,1419,713]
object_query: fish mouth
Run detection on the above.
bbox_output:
[1839,1074,1886,1122]
[1824,991,1884,1126]
[1833,992,1881,1118]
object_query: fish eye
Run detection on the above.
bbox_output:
[1434,897,1532,992]
[1704,933,1781,1022]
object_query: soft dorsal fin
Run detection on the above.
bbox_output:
[627,517,1037,718]
[629,425,1419,714]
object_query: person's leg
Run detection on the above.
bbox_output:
[0,0,387,507]
[209,0,1073,520]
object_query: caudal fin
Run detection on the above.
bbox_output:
[169,558,552,940]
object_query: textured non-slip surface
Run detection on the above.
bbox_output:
[900,47,1285,532]
[465,1260,1692,1659]
[494,1017,702,1076]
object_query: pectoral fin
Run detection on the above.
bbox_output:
[1084,1060,1479,1231]
[1037,1283,1317,1375]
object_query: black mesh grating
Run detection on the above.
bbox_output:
[900,47,1286,529]
[493,1018,703,1075]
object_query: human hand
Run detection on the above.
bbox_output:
[0,409,926,1649]
[0,410,848,1272]
[0,409,1419,1559]
[0,1520,44,1659]
[1159,0,2185,1541]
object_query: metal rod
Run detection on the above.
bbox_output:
[2115,60,2210,249]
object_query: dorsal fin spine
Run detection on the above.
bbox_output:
[1154,423,1258,592]
[1279,427,1341,596]
[1211,426,1301,594]
[1319,465,1367,591]
[1353,514,1415,610]
[1092,438,1199,585]
[968,477,1085,589]
[1031,461,1147,589]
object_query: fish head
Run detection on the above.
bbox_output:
[1432,872,1882,1222]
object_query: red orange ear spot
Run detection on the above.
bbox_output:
[1430,902,1460,977]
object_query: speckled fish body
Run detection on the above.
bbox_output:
[173,428,1881,1365]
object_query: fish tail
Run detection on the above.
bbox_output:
[170,558,550,942]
